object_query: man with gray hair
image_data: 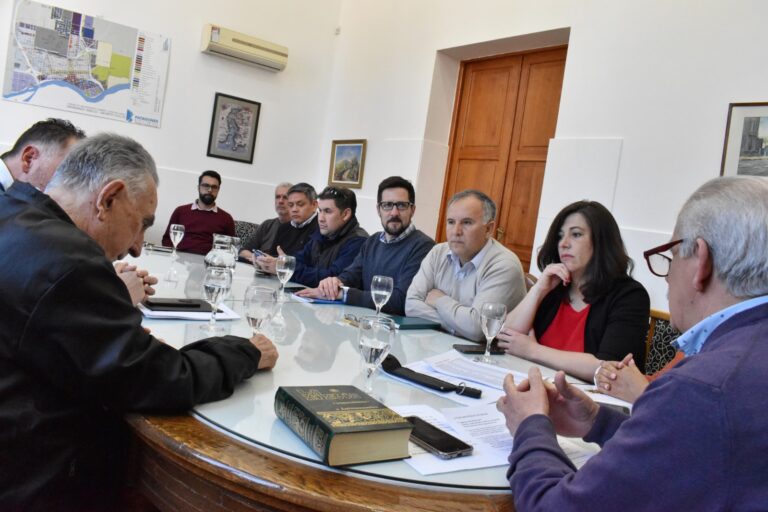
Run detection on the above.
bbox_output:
[497,176,768,511]
[406,189,526,341]
[239,181,293,262]
[0,133,278,509]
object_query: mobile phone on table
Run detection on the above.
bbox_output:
[406,416,473,459]
[253,250,267,257]
[452,341,505,355]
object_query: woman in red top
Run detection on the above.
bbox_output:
[496,201,650,381]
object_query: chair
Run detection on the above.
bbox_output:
[645,309,680,375]
[234,220,259,243]
[524,273,538,292]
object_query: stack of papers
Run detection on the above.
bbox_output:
[138,302,240,321]
[392,403,599,475]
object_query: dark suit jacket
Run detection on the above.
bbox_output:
[0,183,264,509]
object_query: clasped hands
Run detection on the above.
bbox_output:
[593,353,649,403]
[496,367,599,438]
[115,262,158,305]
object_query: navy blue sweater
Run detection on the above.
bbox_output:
[338,229,434,315]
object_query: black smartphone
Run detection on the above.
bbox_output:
[452,342,505,355]
[284,286,306,293]
[406,416,473,459]
[143,298,213,312]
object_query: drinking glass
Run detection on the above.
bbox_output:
[230,236,242,260]
[200,266,232,334]
[243,285,276,335]
[169,224,185,259]
[275,255,296,302]
[370,275,394,316]
[476,302,507,364]
[358,316,395,394]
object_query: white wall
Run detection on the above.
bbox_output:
[0,0,342,243]
[3,0,767,310]
[322,0,768,309]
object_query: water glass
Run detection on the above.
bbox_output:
[275,255,296,301]
[169,224,185,258]
[477,302,507,364]
[370,275,394,316]
[358,315,395,393]
[244,285,276,335]
[200,266,232,334]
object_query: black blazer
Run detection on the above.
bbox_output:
[0,183,264,508]
[533,277,651,372]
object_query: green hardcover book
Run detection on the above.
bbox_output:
[274,385,413,466]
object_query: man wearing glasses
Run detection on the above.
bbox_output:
[162,170,236,254]
[298,176,434,315]
[497,176,768,510]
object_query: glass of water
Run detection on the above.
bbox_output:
[243,285,276,335]
[476,302,507,364]
[275,255,296,302]
[169,224,185,259]
[370,275,394,316]
[200,266,232,334]
[358,316,395,394]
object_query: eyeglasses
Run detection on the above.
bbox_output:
[378,201,413,211]
[200,183,220,191]
[643,239,683,277]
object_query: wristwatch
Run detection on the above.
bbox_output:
[340,285,349,302]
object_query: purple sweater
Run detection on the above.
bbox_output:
[508,301,768,511]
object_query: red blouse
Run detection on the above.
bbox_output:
[539,298,591,353]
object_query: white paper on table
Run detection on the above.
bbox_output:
[443,403,599,470]
[572,383,633,412]
[391,404,510,475]
[383,361,503,406]
[424,349,527,390]
[137,302,240,321]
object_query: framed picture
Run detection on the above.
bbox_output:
[207,93,261,164]
[328,139,367,188]
[720,102,768,177]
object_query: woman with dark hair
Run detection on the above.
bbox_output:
[496,201,650,381]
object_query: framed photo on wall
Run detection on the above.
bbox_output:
[207,93,261,164]
[328,139,367,188]
[720,102,768,177]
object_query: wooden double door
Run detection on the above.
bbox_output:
[438,46,567,271]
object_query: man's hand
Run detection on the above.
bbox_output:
[425,288,446,307]
[496,367,550,434]
[115,262,158,305]
[312,276,344,300]
[255,254,277,274]
[250,334,279,370]
[546,370,600,438]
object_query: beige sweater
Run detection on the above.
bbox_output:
[405,239,526,341]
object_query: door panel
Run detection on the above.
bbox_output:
[439,47,566,272]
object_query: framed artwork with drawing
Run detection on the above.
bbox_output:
[721,102,768,177]
[207,92,261,164]
[328,139,367,188]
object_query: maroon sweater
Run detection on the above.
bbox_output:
[162,203,235,255]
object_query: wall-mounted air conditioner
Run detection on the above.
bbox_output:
[201,24,288,72]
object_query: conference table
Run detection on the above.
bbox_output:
[124,248,568,511]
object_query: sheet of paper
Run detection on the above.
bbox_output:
[384,360,504,406]
[572,383,633,412]
[138,302,240,321]
[424,349,527,389]
[441,403,514,453]
[391,404,510,475]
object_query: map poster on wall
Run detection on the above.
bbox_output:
[2,0,171,127]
